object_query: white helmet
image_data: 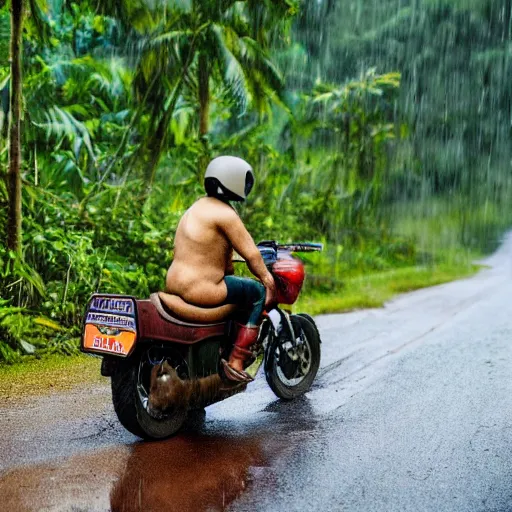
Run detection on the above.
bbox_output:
[204,156,254,202]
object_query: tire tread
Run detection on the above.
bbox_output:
[265,315,321,400]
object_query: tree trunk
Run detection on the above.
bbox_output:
[198,52,210,176]
[198,52,209,138]
[7,0,24,254]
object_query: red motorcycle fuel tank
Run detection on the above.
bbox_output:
[272,256,305,304]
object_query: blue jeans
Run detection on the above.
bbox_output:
[224,276,266,327]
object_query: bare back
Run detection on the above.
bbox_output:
[166,197,233,306]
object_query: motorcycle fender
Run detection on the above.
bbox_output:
[100,355,120,377]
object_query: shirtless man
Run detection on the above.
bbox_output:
[166,156,276,382]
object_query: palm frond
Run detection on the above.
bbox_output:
[211,23,249,113]
[148,28,194,48]
[0,9,9,68]
[26,0,52,43]
[93,0,155,31]
[34,106,96,163]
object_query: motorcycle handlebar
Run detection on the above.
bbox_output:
[277,243,323,253]
[257,240,324,253]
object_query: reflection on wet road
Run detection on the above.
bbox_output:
[0,390,316,511]
[2,237,512,511]
[110,433,264,512]
[2,446,128,512]
[1,431,267,512]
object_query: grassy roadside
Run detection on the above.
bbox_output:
[296,261,480,315]
[0,354,102,401]
[0,260,480,399]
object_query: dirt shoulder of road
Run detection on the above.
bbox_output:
[0,354,103,402]
[0,262,480,401]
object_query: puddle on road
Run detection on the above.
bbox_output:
[0,433,267,512]
[111,434,267,511]
[1,445,130,512]
[0,397,318,511]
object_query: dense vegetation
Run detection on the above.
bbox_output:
[0,0,510,362]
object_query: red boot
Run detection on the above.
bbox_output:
[221,323,260,383]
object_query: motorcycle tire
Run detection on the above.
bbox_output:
[111,349,187,440]
[265,314,321,401]
[297,313,321,341]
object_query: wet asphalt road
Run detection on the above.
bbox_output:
[2,237,512,511]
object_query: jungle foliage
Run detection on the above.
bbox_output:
[0,0,510,361]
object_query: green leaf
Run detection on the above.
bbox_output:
[92,15,105,34]
[19,340,36,355]
[34,317,62,331]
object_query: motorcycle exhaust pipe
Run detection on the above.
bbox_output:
[148,361,249,414]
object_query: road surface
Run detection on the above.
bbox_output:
[1,235,512,511]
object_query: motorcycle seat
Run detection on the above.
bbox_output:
[154,292,237,324]
[133,294,230,344]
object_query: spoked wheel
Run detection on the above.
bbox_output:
[111,345,188,440]
[265,314,321,400]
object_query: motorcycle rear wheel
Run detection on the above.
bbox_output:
[111,347,187,440]
[265,315,321,400]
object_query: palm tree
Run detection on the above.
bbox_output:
[6,0,24,254]
[289,69,401,240]
[4,0,50,253]
[99,0,297,192]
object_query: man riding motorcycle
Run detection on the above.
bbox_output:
[165,156,277,383]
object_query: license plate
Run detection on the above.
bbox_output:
[81,295,137,357]
[82,324,136,356]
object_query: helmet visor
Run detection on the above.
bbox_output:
[244,171,254,197]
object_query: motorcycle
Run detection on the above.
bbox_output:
[81,241,323,439]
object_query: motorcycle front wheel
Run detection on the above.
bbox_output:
[265,314,321,400]
[111,346,188,440]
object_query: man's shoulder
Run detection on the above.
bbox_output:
[198,197,238,220]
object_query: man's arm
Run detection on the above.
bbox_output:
[218,207,276,302]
